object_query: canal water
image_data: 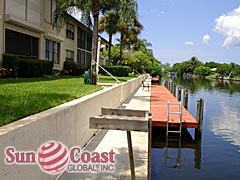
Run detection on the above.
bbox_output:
[151,78,240,180]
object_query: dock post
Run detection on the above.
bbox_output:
[171,83,174,94]
[147,112,152,180]
[183,90,188,109]
[173,84,177,97]
[194,98,204,169]
[127,131,136,180]
[177,87,182,101]
[195,98,204,135]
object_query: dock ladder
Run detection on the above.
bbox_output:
[165,101,182,168]
[166,101,183,136]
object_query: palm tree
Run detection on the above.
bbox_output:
[116,0,142,65]
[122,19,143,50]
[98,11,119,65]
[52,0,116,84]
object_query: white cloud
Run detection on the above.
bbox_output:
[203,34,210,44]
[185,41,194,46]
[214,6,240,47]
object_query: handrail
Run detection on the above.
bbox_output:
[92,60,120,83]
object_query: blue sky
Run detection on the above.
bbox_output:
[134,0,240,64]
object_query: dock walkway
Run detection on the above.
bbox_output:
[151,85,199,128]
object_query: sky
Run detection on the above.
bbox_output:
[134,0,240,64]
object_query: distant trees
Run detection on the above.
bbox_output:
[194,66,211,77]
[172,57,240,80]
[172,56,203,76]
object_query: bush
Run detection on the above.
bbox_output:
[63,61,85,76]
[99,65,130,77]
[2,54,19,77]
[18,58,53,77]
[194,66,211,77]
[2,54,53,77]
[151,66,162,77]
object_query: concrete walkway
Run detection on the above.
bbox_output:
[58,80,151,180]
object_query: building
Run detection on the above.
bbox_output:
[0,0,109,70]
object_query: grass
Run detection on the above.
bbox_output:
[98,74,138,83]
[0,74,138,127]
[0,76,102,127]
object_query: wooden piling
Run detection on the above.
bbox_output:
[127,131,136,180]
[177,87,182,101]
[147,113,152,180]
[194,98,204,169]
[183,90,188,110]
[173,84,176,97]
[196,98,204,132]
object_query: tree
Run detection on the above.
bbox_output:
[99,11,119,65]
[194,66,211,77]
[116,0,141,65]
[52,0,116,84]
[217,63,230,79]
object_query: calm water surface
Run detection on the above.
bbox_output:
[151,78,240,180]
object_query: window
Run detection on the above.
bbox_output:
[66,50,74,62]
[45,39,60,64]
[77,50,85,67]
[5,29,39,59]
[66,23,74,40]
[87,33,92,51]
[44,0,58,23]
[86,52,91,68]
[77,27,86,49]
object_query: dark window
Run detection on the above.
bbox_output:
[66,50,74,62]
[77,49,85,67]
[86,52,91,68]
[45,39,60,64]
[77,27,86,49]
[66,23,74,40]
[87,33,92,51]
[5,29,39,59]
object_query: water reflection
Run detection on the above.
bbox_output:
[173,78,240,95]
[152,127,202,169]
[211,101,240,151]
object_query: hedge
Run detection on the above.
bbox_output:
[2,54,53,77]
[99,65,130,77]
[63,61,85,76]
[18,58,53,77]
[1,54,19,77]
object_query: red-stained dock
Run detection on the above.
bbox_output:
[151,85,199,128]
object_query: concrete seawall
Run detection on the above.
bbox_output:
[0,76,146,180]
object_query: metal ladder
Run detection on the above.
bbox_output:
[166,101,183,136]
[165,101,182,168]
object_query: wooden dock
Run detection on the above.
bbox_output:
[151,85,199,128]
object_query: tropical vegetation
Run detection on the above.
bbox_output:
[168,56,240,80]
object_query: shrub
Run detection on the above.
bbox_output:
[151,66,162,77]
[99,65,130,77]
[2,54,53,77]
[2,54,19,77]
[63,61,85,76]
[18,58,53,77]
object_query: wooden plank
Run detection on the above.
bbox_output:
[151,86,198,129]
[89,115,148,132]
[127,131,135,180]
[101,108,147,117]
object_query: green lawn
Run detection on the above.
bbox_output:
[0,75,138,127]
[98,74,138,83]
[0,76,102,126]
